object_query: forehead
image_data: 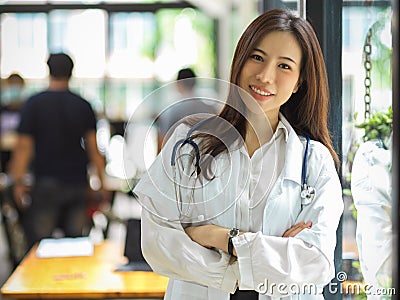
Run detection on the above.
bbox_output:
[255,31,302,62]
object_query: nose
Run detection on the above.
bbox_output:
[256,63,275,83]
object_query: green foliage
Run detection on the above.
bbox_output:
[355,106,392,144]
[154,8,216,77]
[343,188,352,197]
[349,106,392,221]
[349,202,357,220]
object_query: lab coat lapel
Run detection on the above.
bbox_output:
[261,117,304,235]
[279,116,304,185]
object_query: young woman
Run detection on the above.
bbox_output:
[134,9,343,300]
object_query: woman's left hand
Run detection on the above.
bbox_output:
[282,221,312,237]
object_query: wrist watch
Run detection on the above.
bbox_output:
[227,228,240,256]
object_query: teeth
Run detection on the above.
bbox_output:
[251,86,271,96]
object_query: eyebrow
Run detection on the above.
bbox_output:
[253,48,298,65]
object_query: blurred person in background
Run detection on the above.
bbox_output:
[1,73,27,172]
[2,73,26,110]
[156,67,220,152]
[9,53,110,249]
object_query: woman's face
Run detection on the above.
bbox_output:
[238,31,302,119]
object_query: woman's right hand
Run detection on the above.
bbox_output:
[282,221,312,237]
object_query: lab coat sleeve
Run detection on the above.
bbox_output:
[232,142,343,296]
[140,206,237,293]
[134,124,237,293]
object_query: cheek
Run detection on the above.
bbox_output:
[289,81,298,92]
[238,65,247,80]
[239,62,253,81]
[237,74,243,87]
[280,75,300,92]
[237,71,248,89]
[291,78,301,92]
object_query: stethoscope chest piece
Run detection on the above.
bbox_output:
[300,135,315,206]
[300,184,315,205]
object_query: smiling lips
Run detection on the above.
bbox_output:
[250,85,274,98]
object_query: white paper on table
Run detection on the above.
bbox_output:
[36,237,94,258]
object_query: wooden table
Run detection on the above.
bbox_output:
[1,241,168,299]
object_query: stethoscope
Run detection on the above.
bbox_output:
[300,135,316,205]
[170,119,316,220]
[170,118,212,220]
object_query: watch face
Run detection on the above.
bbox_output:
[229,228,239,237]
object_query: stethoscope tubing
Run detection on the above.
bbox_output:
[302,135,311,188]
[170,121,315,221]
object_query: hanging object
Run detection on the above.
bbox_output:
[363,28,372,121]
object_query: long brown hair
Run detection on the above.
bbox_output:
[193,8,339,167]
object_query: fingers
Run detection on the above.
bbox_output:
[282,221,312,238]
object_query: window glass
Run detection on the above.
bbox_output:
[48,9,106,78]
[342,2,393,292]
[108,12,156,79]
[0,6,216,122]
[1,13,47,78]
[154,8,215,81]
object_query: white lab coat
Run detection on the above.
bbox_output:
[351,140,392,299]
[134,115,343,300]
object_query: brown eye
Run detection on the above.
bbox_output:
[278,63,290,69]
[250,54,263,62]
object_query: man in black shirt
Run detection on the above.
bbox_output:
[9,53,109,249]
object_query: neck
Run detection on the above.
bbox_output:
[263,110,279,132]
[246,110,279,137]
[244,112,277,157]
[48,77,69,91]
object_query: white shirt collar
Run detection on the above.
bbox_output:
[278,112,290,142]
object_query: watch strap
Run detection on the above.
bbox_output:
[228,236,234,256]
[227,228,239,256]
